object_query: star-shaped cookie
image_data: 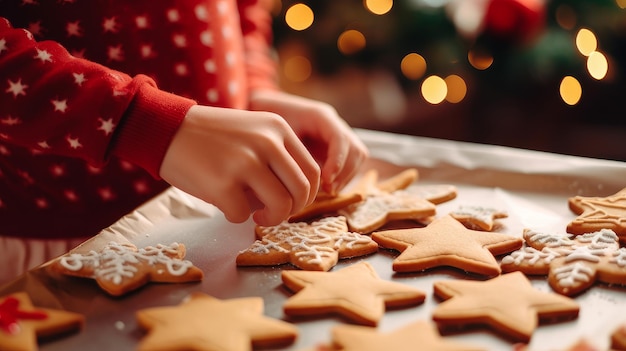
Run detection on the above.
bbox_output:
[281,261,425,326]
[51,241,204,296]
[501,228,626,296]
[237,216,378,271]
[338,168,437,234]
[567,187,626,244]
[288,191,364,222]
[432,271,580,343]
[371,215,523,276]
[329,320,485,351]
[135,293,298,351]
[449,205,508,231]
[0,292,84,351]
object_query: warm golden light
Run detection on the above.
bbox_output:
[560,76,582,105]
[400,53,427,80]
[285,3,314,31]
[555,5,576,30]
[587,51,608,80]
[444,75,467,103]
[337,30,366,55]
[364,0,393,15]
[283,55,312,82]
[617,0,626,9]
[575,28,597,56]
[421,75,447,104]
[468,49,493,70]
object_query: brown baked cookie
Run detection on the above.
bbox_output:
[612,323,626,350]
[0,292,84,351]
[432,271,580,343]
[237,216,378,271]
[329,320,485,351]
[372,215,523,276]
[501,228,626,296]
[289,191,364,223]
[136,292,298,351]
[449,205,508,231]
[338,169,437,234]
[404,184,458,205]
[567,188,626,244]
[51,241,204,296]
[281,261,425,326]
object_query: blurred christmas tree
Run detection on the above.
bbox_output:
[271,0,626,160]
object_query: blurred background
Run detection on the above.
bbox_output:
[268,0,626,161]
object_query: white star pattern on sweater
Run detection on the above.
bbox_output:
[0,0,261,237]
[6,79,28,98]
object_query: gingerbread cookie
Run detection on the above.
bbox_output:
[281,261,425,326]
[432,271,580,343]
[51,241,204,296]
[567,187,626,244]
[0,292,84,351]
[501,228,626,296]
[136,292,298,351]
[329,320,485,351]
[338,169,436,234]
[237,216,378,271]
[404,184,458,205]
[449,205,508,231]
[289,191,363,222]
[372,215,523,276]
[612,323,626,350]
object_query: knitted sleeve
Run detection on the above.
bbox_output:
[237,0,280,92]
[0,17,196,179]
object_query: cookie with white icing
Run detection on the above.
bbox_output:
[449,205,508,231]
[338,168,437,234]
[51,241,204,296]
[236,216,378,271]
[501,228,626,296]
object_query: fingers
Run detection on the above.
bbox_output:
[321,135,369,194]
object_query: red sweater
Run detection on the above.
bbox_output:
[0,0,278,238]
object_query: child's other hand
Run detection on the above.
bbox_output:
[249,90,369,194]
[160,105,320,226]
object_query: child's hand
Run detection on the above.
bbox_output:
[249,90,369,194]
[159,105,320,226]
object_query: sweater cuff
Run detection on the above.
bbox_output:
[112,83,197,179]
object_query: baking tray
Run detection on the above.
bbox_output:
[2,129,626,350]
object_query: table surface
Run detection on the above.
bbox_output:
[2,129,626,351]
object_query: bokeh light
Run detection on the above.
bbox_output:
[337,29,366,55]
[364,0,393,15]
[468,49,493,70]
[283,55,312,82]
[559,76,582,105]
[400,53,427,80]
[617,0,626,9]
[575,28,597,56]
[421,75,447,104]
[444,75,467,103]
[285,3,314,31]
[587,51,608,80]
